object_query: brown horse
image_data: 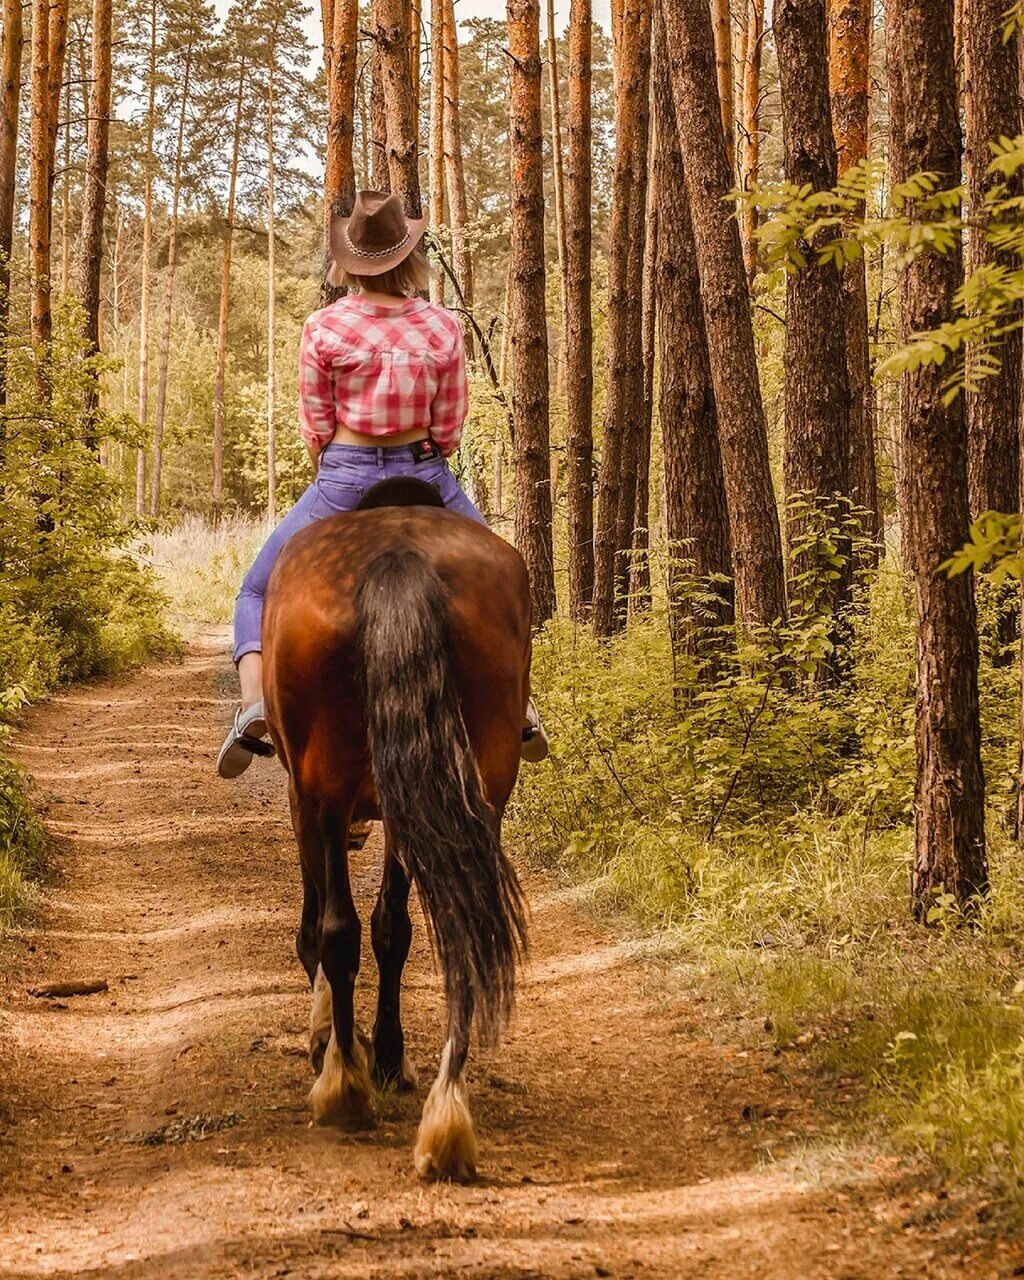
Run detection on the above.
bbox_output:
[262,484,531,1180]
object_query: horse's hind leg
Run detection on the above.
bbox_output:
[414,992,477,1182]
[309,810,375,1127]
[371,836,416,1089]
[288,788,331,1075]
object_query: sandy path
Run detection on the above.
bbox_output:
[0,633,1017,1279]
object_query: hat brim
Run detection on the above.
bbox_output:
[330,214,428,277]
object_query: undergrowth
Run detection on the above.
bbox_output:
[507,549,1024,1220]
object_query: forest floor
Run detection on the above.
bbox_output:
[0,631,1021,1279]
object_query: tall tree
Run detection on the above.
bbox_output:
[564,0,593,620]
[212,35,249,517]
[775,0,851,598]
[78,0,114,425]
[0,0,24,410]
[545,0,567,335]
[653,4,732,661]
[428,0,446,303]
[324,0,359,233]
[632,78,658,612]
[740,0,764,281]
[828,0,879,544]
[442,0,474,349]
[508,0,555,623]
[29,0,52,381]
[963,0,1021,523]
[660,0,787,627]
[150,8,198,515]
[370,30,388,188]
[136,0,158,515]
[592,0,651,636]
[374,0,423,215]
[712,0,734,174]
[894,0,987,916]
[266,29,277,521]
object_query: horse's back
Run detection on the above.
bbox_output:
[262,509,532,803]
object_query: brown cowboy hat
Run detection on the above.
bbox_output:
[329,190,427,277]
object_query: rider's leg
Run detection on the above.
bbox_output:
[238,652,263,710]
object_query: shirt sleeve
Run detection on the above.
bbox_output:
[429,326,469,457]
[298,316,336,450]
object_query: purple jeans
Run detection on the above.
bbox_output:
[233,441,486,664]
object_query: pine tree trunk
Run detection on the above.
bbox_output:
[410,0,421,122]
[712,0,734,175]
[775,0,851,592]
[370,31,388,189]
[895,0,987,918]
[964,0,1021,522]
[266,51,277,522]
[564,0,593,620]
[653,4,732,666]
[44,0,69,214]
[150,39,193,517]
[631,91,658,613]
[884,0,909,548]
[428,0,446,304]
[213,59,247,518]
[136,0,158,516]
[442,0,474,351]
[592,0,651,636]
[324,0,359,226]
[29,0,50,373]
[546,0,567,360]
[508,0,555,624]
[0,0,24,413]
[59,67,70,293]
[78,0,113,428]
[660,0,787,627]
[374,0,423,216]
[829,0,879,547]
[740,0,764,282]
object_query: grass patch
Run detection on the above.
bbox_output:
[145,514,265,633]
[508,558,1024,1219]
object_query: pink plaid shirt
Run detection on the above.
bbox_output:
[298,295,469,456]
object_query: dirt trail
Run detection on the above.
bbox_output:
[0,633,1017,1279]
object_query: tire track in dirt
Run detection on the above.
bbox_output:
[0,633,1016,1278]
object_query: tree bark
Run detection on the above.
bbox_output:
[213,58,247,518]
[546,0,567,348]
[712,0,734,175]
[151,37,194,516]
[775,0,851,599]
[508,0,555,623]
[266,46,277,522]
[964,0,1021,523]
[660,0,787,627]
[374,0,423,215]
[29,0,52,382]
[370,32,388,189]
[828,0,879,545]
[442,0,474,352]
[78,0,113,427]
[896,0,987,917]
[564,0,593,620]
[136,0,158,515]
[632,88,658,613]
[884,0,909,547]
[0,0,24,411]
[592,0,651,636]
[654,4,733,665]
[428,0,446,304]
[740,0,764,282]
[324,0,359,232]
[44,0,69,216]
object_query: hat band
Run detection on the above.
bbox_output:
[344,227,411,260]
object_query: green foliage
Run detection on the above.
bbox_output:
[0,299,176,923]
[511,526,1024,1217]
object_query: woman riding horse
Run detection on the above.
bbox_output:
[217,192,542,1177]
[217,191,547,778]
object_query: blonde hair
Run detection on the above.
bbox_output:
[329,246,433,296]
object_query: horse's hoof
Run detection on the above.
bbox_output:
[309,1029,376,1129]
[374,1050,418,1092]
[310,1030,330,1076]
[413,1075,478,1182]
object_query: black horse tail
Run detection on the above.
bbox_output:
[355,547,527,1042]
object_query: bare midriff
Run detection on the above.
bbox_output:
[329,424,431,449]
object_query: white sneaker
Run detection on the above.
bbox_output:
[216,699,274,778]
[521,697,549,763]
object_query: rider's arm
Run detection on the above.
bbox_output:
[298,316,336,457]
[429,329,469,458]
